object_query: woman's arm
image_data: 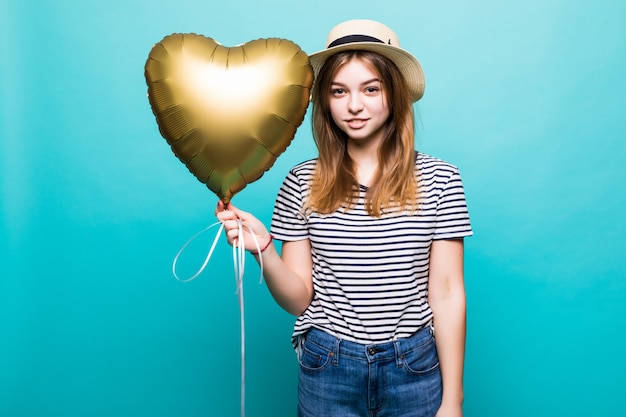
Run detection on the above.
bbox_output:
[428,238,466,417]
[216,202,314,315]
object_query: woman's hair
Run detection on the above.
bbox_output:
[308,50,418,216]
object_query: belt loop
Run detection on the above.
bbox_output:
[394,338,403,367]
[333,337,340,366]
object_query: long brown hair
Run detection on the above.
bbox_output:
[308,50,418,216]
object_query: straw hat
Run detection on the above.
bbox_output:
[308,19,425,102]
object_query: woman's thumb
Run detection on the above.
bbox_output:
[224,202,247,219]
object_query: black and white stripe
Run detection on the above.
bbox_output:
[270,152,473,345]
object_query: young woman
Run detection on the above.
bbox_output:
[217,19,472,417]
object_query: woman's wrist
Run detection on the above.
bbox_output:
[250,234,274,255]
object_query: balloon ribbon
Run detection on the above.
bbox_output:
[172,221,264,417]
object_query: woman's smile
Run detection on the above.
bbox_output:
[345,117,370,129]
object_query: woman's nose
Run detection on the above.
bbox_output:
[348,94,363,113]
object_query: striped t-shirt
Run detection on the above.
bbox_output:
[270,152,473,345]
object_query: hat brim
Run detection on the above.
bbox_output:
[309,42,425,102]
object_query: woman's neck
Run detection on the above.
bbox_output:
[348,143,379,187]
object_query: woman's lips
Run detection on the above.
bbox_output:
[346,118,368,129]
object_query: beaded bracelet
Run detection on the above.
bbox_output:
[250,234,273,255]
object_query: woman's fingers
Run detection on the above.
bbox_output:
[215,203,253,229]
[225,227,240,240]
[214,201,269,250]
[215,200,235,215]
[224,203,246,219]
[216,206,236,221]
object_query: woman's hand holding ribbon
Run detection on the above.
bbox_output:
[216,201,274,256]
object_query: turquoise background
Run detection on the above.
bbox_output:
[2,0,625,416]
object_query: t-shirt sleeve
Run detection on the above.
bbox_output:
[270,169,309,241]
[433,168,473,240]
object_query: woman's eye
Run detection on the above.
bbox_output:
[331,88,345,95]
[365,86,380,94]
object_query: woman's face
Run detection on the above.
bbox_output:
[328,57,390,147]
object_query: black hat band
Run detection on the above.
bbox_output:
[327,34,388,48]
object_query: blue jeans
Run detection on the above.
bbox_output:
[297,327,442,417]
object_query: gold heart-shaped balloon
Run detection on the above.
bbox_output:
[145,33,313,203]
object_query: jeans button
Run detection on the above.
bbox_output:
[368,347,376,355]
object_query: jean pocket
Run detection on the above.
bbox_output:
[298,338,333,372]
[401,336,440,375]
